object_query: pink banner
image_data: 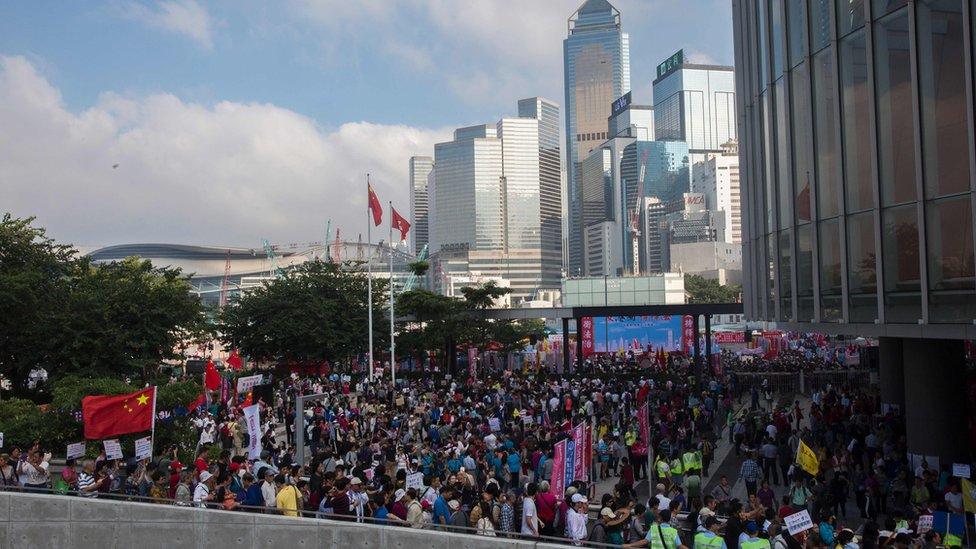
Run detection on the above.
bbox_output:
[580,317,595,358]
[638,403,650,445]
[713,331,745,344]
[583,425,592,482]
[681,315,694,353]
[572,423,586,481]
[551,439,567,500]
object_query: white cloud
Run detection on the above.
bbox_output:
[120,0,216,50]
[0,55,450,247]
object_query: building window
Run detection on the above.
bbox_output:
[788,0,807,67]
[810,0,832,53]
[780,229,794,321]
[767,234,777,317]
[770,0,785,76]
[758,0,770,88]
[847,211,878,322]
[917,0,971,199]
[839,29,873,212]
[926,196,975,321]
[836,0,865,36]
[791,64,814,223]
[774,79,793,228]
[874,0,907,16]
[874,8,916,206]
[882,204,921,322]
[819,217,843,320]
[812,48,840,219]
[796,223,815,321]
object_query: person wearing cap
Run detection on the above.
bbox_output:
[693,516,726,549]
[567,493,589,544]
[348,476,368,522]
[739,520,769,549]
[193,470,216,508]
[261,467,278,510]
[625,508,684,548]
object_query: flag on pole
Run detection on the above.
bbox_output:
[204,360,221,391]
[226,349,243,370]
[367,183,383,226]
[961,478,976,513]
[796,439,819,475]
[391,207,411,241]
[82,387,156,439]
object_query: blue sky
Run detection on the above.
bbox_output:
[0,0,733,247]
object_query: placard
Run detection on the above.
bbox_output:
[67,441,86,460]
[395,396,404,407]
[134,436,153,460]
[917,514,933,534]
[243,404,262,459]
[488,418,501,432]
[784,510,815,535]
[103,439,123,460]
[236,374,263,394]
[405,472,424,490]
[0,432,3,448]
[522,416,534,425]
[952,463,971,479]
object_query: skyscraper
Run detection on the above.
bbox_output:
[564,0,630,276]
[691,141,741,244]
[409,156,433,254]
[652,49,736,157]
[518,97,563,288]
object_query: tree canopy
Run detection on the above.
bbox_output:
[684,274,741,304]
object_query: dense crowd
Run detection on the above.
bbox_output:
[0,345,971,549]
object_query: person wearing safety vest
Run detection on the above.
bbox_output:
[682,451,698,473]
[693,516,726,549]
[739,521,770,549]
[670,456,684,487]
[624,509,686,548]
[655,456,671,485]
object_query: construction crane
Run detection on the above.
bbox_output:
[219,249,232,307]
[323,220,332,261]
[629,149,651,276]
[402,244,428,291]
[262,239,284,278]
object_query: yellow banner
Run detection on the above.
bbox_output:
[796,439,819,476]
[962,478,976,513]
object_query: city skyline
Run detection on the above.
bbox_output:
[0,1,733,248]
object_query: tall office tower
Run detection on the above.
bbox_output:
[409,156,433,254]
[691,140,741,243]
[431,125,504,254]
[608,92,654,140]
[563,0,630,276]
[518,97,563,289]
[652,49,736,161]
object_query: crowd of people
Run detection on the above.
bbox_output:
[0,343,972,548]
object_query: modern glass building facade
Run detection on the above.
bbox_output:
[519,97,564,289]
[733,0,976,329]
[409,156,433,255]
[653,60,737,153]
[564,0,631,277]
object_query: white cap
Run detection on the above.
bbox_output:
[571,493,588,504]
[350,477,362,485]
[199,471,213,483]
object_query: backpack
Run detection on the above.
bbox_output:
[589,522,607,543]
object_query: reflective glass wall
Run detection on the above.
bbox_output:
[733,0,976,325]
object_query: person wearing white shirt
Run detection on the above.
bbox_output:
[193,471,215,508]
[521,483,539,536]
[566,494,589,544]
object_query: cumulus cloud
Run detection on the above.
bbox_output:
[0,55,450,247]
[120,0,216,50]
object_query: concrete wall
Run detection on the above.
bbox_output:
[0,491,575,549]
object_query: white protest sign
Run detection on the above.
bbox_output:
[522,415,534,425]
[134,436,153,460]
[0,432,3,448]
[103,439,123,460]
[488,418,501,432]
[952,463,971,479]
[784,509,815,535]
[67,441,86,460]
[405,472,424,490]
[243,404,262,459]
[917,514,933,534]
[236,374,263,394]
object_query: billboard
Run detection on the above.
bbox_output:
[589,315,684,354]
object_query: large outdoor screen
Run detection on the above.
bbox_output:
[589,315,684,354]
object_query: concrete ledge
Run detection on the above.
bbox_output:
[0,491,578,548]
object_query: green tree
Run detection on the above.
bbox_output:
[684,274,741,304]
[219,260,389,364]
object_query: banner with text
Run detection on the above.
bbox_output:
[243,404,262,459]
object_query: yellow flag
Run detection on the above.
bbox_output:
[962,478,976,513]
[796,439,819,475]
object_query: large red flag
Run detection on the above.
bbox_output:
[82,387,156,439]
[205,360,221,390]
[226,349,243,371]
[391,207,411,241]
[367,183,383,226]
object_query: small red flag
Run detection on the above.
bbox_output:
[367,183,383,226]
[205,360,221,390]
[391,207,411,241]
[227,349,243,371]
[82,387,156,440]
[188,392,206,410]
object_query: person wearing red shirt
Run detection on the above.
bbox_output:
[535,480,558,536]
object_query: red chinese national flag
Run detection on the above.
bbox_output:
[82,387,156,440]
[205,359,221,390]
[391,207,411,241]
[367,183,383,226]
[226,349,243,371]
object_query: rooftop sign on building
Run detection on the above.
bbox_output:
[656,49,684,79]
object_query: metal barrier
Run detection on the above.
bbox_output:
[734,369,875,397]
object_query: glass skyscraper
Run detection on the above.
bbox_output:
[733,0,976,464]
[564,0,630,276]
[409,156,433,255]
[518,97,563,289]
[652,53,737,153]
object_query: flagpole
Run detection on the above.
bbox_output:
[389,201,396,392]
[150,386,157,460]
[366,174,374,381]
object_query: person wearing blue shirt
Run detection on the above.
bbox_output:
[691,516,727,549]
[507,450,521,475]
[447,455,462,474]
[371,494,390,524]
[432,486,454,527]
[242,472,265,510]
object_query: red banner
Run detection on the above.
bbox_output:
[468,348,478,378]
[638,403,650,445]
[713,331,745,344]
[572,423,586,481]
[551,439,567,501]
[583,424,592,482]
[681,315,695,353]
[580,317,595,358]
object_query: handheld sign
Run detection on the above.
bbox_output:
[489,418,501,432]
[406,472,424,491]
[67,441,86,460]
[952,463,971,479]
[103,439,123,460]
[917,514,933,534]
[784,510,815,535]
[134,436,153,460]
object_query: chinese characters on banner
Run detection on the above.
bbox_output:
[583,424,592,482]
[572,423,586,481]
[681,315,695,353]
[468,348,478,378]
[564,438,576,490]
[639,403,650,445]
[551,439,567,500]
[580,317,594,358]
[243,404,261,459]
